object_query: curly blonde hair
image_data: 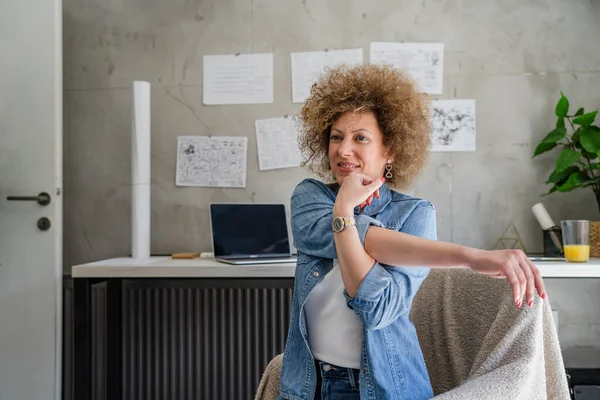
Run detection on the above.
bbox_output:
[297,64,431,190]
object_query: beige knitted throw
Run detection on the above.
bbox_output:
[255,269,570,399]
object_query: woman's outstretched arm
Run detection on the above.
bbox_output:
[333,174,546,308]
[292,177,546,308]
[364,226,545,307]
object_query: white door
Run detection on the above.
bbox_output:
[0,0,63,398]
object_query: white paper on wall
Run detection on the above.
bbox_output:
[370,42,444,94]
[291,48,363,103]
[176,136,247,187]
[430,99,476,152]
[255,117,304,170]
[203,53,273,105]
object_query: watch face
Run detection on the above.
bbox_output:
[332,217,344,232]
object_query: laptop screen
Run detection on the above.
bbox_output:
[209,204,291,259]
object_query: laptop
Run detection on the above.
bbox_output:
[209,203,297,265]
[526,253,565,262]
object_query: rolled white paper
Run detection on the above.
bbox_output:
[132,81,151,185]
[132,81,151,259]
[132,184,151,257]
[531,202,556,230]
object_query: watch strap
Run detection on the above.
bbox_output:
[340,216,356,227]
[332,216,356,232]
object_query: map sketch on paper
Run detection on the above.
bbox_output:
[255,116,304,170]
[175,136,247,187]
[370,42,444,94]
[430,99,476,152]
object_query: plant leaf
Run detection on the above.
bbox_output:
[580,127,600,153]
[592,127,600,158]
[555,92,569,117]
[556,116,565,129]
[555,149,581,172]
[557,172,589,192]
[533,141,558,157]
[572,128,581,143]
[533,127,567,157]
[573,110,597,127]
[583,149,599,160]
[589,125,600,133]
[542,127,567,144]
[575,108,585,117]
[572,128,584,150]
[546,166,580,184]
[584,163,600,169]
[542,185,558,196]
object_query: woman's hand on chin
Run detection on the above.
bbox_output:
[334,172,384,216]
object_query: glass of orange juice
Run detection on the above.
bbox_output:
[560,220,590,263]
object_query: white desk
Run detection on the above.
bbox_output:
[69,256,600,398]
[71,256,600,279]
[71,256,297,278]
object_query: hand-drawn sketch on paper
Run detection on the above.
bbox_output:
[430,99,476,152]
[255,116,304,170]
[291,48,363,103]
[176,136,247,187]
[370,42,444,94]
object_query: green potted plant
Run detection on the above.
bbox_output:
[532,92,600,256]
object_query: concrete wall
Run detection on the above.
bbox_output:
[63,0,600,366]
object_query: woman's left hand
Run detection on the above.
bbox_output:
[334,172,384,215]
[468,248,546,307]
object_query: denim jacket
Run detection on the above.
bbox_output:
[279,178,437,400]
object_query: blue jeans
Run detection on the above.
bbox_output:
[314,360,360,400]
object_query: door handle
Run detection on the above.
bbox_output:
[7,192,51,206]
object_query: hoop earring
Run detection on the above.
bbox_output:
[385,163,392,179]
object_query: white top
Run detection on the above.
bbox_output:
[304,260,363,369]
[70,256,600,279]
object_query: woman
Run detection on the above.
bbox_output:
[278,64,545,400]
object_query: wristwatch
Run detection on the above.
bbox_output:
[332,216,356,233]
